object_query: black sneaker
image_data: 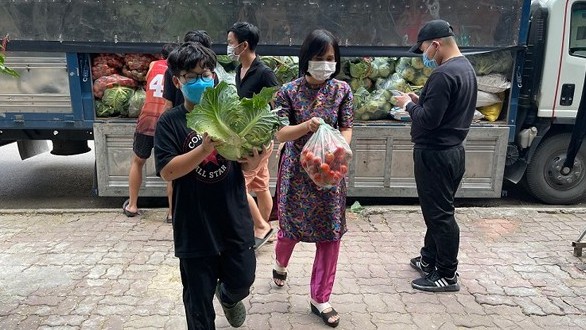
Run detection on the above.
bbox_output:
[411,270,460,292]
[410,256,434,275]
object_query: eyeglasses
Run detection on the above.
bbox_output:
[180,71,214,83]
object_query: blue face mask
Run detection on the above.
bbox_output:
[422,44,438,69]
[181,77,214,104]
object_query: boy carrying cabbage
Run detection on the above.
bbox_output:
[154,41,265,329]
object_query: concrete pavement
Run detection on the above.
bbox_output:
[0,206,585,329]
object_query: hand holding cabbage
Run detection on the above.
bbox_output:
[186,81,288,161]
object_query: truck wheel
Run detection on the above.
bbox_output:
[525,133,586,204]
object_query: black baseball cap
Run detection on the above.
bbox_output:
[409,19,455,54]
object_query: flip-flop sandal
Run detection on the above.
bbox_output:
[122,199,140,217]
[253,228,274,250]
[310,301,340,328]
[272,263,287,287]
[164,212,173,223]
[215,282,246,327]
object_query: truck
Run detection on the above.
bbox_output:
[1,0,585,205]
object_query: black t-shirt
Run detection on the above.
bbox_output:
[235,56,280,98]
[406,56,477,149]
[154,105,255,258]
[162,69,183,107]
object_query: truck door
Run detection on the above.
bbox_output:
[542,0,586,119]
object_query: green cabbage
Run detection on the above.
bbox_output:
[186,81,289,161]
[95,100,116,117]
[102,86,135,117]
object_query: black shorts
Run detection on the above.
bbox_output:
[133,132,154,159]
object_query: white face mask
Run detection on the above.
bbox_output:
[227,43,243,61]
[307,60,336,81]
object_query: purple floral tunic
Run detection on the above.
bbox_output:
[275,77,354,242]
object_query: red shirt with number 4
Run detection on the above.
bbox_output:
[136,59,168,136]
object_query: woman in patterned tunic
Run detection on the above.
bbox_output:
[272,29,353,328]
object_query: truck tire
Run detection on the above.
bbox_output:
[525,133,586,204]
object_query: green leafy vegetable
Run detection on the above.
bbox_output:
[0,46,19,78]
[95,100,116,117]
[102,86,135,117]
[186,81,289,161]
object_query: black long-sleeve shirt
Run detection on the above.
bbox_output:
[405,56,477,149]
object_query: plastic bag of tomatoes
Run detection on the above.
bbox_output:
[300,120,352,189]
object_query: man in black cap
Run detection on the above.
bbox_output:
[394,19,477,292]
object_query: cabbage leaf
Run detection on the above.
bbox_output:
[186,81,288,161]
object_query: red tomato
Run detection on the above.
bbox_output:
[332,172,342,181]
[320,163,330,173]
[324,152,335,164]
[339,165,348,174]
[333,146,345,158]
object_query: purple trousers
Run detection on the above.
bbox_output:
[274,229,341,303]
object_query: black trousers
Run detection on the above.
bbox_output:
[179,247,256,330]
[413,145,465,278]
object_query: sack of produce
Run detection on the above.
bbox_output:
[186,81,288,161]
[355,89,392,121]
[300,119,352,189]
[477,73,511,94]
[468,50,514,76]
[478,102,504,122]
[128,89,146,118]
[92,54,124,79]
[476,90,502,108]
[102,86,135,117]
[93,74,137,98]
[122,54,156,82]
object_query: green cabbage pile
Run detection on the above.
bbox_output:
[186,81,289,161]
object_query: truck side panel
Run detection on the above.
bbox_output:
[94,123,164,197]
[94,123,509,198]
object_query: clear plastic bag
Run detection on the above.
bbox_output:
[300,120,353,188]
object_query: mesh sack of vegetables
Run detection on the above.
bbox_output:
[128,89,146,118]
[477,73,511,94]
[92,54,124,79]
[93,74,137,98]
[186,81,288,161]
[355,89,392,121]
[102,86,135,117]
[300,119,353,189]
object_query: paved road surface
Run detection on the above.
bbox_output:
[0,206,584,329]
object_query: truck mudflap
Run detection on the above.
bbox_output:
[93,122,164,197]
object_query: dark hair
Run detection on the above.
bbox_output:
[167,42,217,77]
[227,22,260,51]
[298,29,341,78]
[183,30,212,48]
[161,43,179,60]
